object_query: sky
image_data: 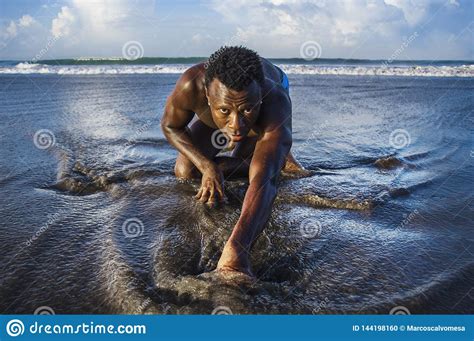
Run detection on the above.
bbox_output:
[0,0,472,60]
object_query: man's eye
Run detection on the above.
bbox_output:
[219,108,229,114]
[243,108,252,114]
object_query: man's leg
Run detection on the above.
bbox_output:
[174,123,307,180]
[174,121,254,180]
[212,136,258,179]
[223,138,307,178]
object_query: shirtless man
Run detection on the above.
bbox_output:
[161,46,304,277]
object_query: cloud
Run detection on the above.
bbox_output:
[19,15,36,28]
[383,0,462,26]
[209,0,408,56]
[5,22,17,39]
[70,0,134,29]
[0,12,48,54]
[51,0,157,38]
[51,6,76,38]
[384,0,431,26]
[1,14,38,40]
[0,0,471,60]
[47,0,158,55]
[209,0,472,59]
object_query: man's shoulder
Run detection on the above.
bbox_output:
[176,63,205,93]
[168,63,206,109]
[257,80,292,132]
[260,59,291,110]
[262,79,291,112]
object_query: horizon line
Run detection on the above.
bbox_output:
[2,56,473,63]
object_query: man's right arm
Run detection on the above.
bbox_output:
[160,70,214,174]
[160,69,224,205]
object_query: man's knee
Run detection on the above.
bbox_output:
[174,158,198,179]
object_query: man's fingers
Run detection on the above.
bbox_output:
[195,188,203,200]
[207,197,217,208]
[195,176,225,206]
[208,187,216,203]
[199,188,210,203]
[216,183,224,201]
[207,187,221,207]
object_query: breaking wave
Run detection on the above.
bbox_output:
[1,62,473,77]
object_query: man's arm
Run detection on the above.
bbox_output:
[217,93,292,275]
[161,71,211,174]
[161,68,224,203]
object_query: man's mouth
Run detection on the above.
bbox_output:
[230,134,244,142]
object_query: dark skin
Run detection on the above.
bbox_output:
[161,58,305,277]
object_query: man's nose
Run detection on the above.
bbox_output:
[228,113,245,134]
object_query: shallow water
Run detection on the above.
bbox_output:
[0,74,473,314]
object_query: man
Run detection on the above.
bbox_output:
[161,46,305,277]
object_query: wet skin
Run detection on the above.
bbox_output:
[161,59,305,277]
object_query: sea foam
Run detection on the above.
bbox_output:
[1,62,473,77]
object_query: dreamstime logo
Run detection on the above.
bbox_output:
[124,119,152,149]
[312,297,330,314]
[389,129,411,149]
[31,33,62,63]
[33,129,56,150]
[122,218,144,238]
[135,298,152,314]
[6,319,24,337]
[211,306,233,315]
[300,217,322,238]
[122,41,144,61]
[389,306,411,315]
[25,210,66,247]
[34,306,55,315]
[382,31,418,67]
[211,130,230,150]
[300,41,322,61]
[398,209,419,230]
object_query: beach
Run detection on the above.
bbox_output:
[0,60,473,314]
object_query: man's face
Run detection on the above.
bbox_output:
[206,78,262,142]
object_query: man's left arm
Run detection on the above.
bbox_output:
[217,96,292,274]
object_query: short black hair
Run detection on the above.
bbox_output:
[204,46,264,91]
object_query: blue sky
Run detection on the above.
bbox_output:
[0,0,472,60]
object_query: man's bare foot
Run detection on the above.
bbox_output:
[282,153,314,178]
[217,264,254,277]
[281,165,314,179]
[217,242,255,277]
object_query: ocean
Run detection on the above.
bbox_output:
[0,58,473,77]
[0,58,473,314]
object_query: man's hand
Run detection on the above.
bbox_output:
[195,164,224,207]
[217,240,254,276]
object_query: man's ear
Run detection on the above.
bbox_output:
[204,86,210,105]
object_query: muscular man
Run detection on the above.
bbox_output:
[161,46,304,277]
